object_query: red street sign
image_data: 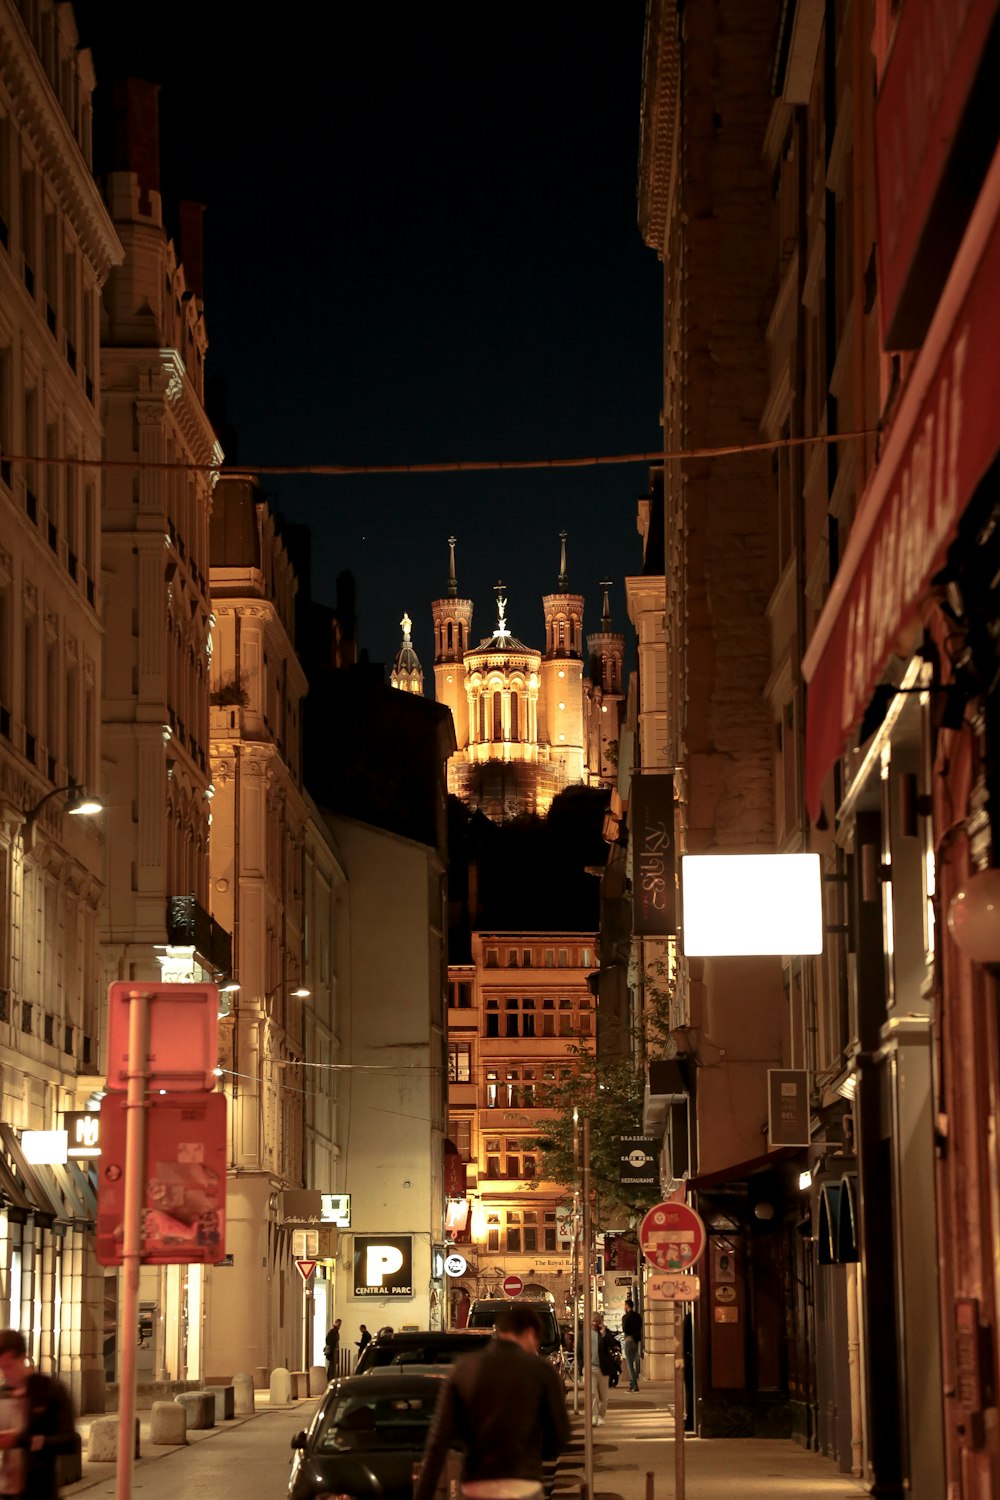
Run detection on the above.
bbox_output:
[502,1274,523,1297]
[105,982,219,1091]
[639,1201,707,1272]
[295,1259,317,1283]
[96,1093,227,1265]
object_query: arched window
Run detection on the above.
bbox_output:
[493,692,502,741]
[457,622,463,650]
[480,694,488,742]
[510,692,519,742]
[447,621,453,649]
[569,618,575,647]
[558,620,566,649]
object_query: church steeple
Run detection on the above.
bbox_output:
[600,578,612,631]
[430,537,474,748]
[390,610,424,694]
[557,530,569,593]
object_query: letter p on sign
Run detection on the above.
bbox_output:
[366,1244,404,1285]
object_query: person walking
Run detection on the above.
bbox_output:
[354,1324,372,1366]
[323,1318,342,1381]
[0,1329,77,1500]
[621,1299,643,1392]
[414,1302,570,1500]
[590,1314,615,1426]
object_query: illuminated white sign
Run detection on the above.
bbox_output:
[681,854,823,956]
[321,1192,351,1227]
[353,1236,413,1297]
[65,1111,102,1158]
[444,1253,468,1277]
[22,1130,68,1165]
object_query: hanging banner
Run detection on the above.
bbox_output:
[630,774,676,935]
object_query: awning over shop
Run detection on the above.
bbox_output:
[802,141,1000,822]
[0,1123,95,1226]
[687,1146,798,1192]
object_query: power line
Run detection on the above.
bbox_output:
[0,428,879,481]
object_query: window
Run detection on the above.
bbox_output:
[506,1211,521,1253]
[522,949,532,968]
[541,999,555,1037]
[487,1215,500,1253]
[581,948,592,968]
[448,1042,471,1083]
[510,692,519,741]
[485,1137,501,1176]
[507,948,518,967]
[485,948,498,968]
[449,979,472,1008]
[505,998,518,1038]
[524,1212,538,1253]
[493,692,502,741]
[558,949,568,967]
[545,949,554,967]
[486,1070,498,1108]
[544,1212,557,1252]
[450,1117,472,1160]
[485,999,499,1038]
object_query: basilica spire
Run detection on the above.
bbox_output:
[447,535,458,598]
[558,530,569,593]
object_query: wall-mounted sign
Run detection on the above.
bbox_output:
[283,1190,351,1227]
[353,1235,413,1298]
[321,1193,351,1227]
[292,1230,319,1259]
[64,1111,102,1158]
[21,1130,68,1165]
[767,1069,811,1148]
[619,1135,658,1187]
[631,775,676,936]
[444,1253,468,1277]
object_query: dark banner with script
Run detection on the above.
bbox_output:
[631,774,676,935]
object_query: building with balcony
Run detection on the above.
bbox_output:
[445,933,596,1326]
[0,0,121,1410]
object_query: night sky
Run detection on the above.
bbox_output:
[75,5,662,678]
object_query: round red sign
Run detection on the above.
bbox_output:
[502,1274,523,1297]
[639,1201,707,1271]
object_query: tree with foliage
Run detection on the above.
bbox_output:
[531,963,675,1222]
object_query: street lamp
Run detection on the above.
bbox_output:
[22,783,103,853]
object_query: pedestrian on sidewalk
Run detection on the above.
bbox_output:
[0,1329,78,1500]
[590,1314,615,1426]
[621,1299,643,1392]
[323,1318,342,1381]
[414,1302,570,1500]
[354,1325,371,1368]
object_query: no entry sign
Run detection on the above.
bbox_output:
[639,1201,707,1271]
[502,1274,523,1297]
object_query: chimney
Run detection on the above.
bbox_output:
[111,78,160,214]
[177,200,205,299]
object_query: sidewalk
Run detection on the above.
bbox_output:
[65,1388,307,1495]
[560,1380,868,1500]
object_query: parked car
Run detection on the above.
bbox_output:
[355,1327,491,1374]
[289,1372,453,1500]
[466,1298,564,1371]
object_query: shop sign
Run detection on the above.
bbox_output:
[767,1069,811,1148]
[648,1273,700,1301]
[804,153,1000,820]
[353,1235,413,1297]
[64,1111,102,1158]
[444,1253,468,1277]
[630,775,676,935]
[282,1190,350,1227]
[619,1136,658,1187]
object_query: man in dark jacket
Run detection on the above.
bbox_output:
[323,1319,342,1381]
[0,1329,78,1500]
[415,1303,570,1500]
[621,1299,643,1392]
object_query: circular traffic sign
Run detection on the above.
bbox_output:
[639,1201,707,1271]
[502,1274,523,1297]
[444,1253,468,1277]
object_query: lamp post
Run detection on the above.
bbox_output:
[21,783,102,853]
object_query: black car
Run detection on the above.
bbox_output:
[466,1299,564,1370]
[289,1373,453,1500]
[355,1328,491,1373]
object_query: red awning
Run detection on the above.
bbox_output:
[803,141,1000,821]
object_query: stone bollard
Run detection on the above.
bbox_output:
[308,1365,328,1396]
[174,1391,215,1430]
[204,1385,235,1421]
[233,1372,256,1416]
[269,1367,292,1405]
[150,1401,188,1446]
[87,1416,140,1463]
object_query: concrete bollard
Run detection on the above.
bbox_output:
[87,1416,140,1462]
[308,1364,328,1396]
[233,1372,256,1415]
[150,1401,188,1446]
[269,1367,292,1404]
[204,1385,235,1421]
[174,1391,215,1430]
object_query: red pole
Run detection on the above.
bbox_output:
[115,988,150,1500]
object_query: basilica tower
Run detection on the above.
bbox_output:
[390,612,424,693]
[540,533,585,785]
[585,581,626,784]
[431,537,473,748]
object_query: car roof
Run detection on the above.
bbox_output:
[328,1371,449,1397]
[369,1329,487,1343]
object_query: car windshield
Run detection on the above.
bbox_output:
[467,1304,560,1350]
[317,1392,439,1452]
[365,1342,480,1368]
